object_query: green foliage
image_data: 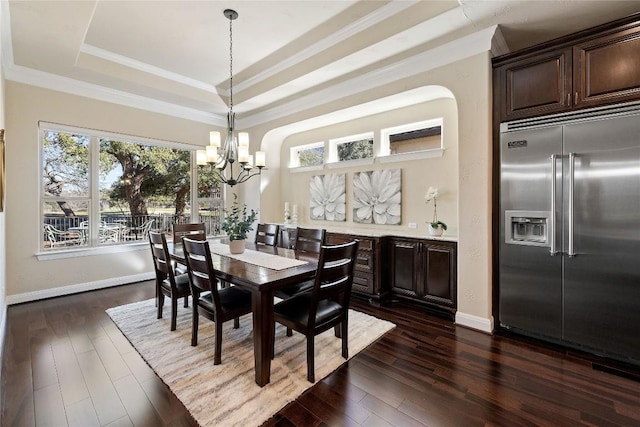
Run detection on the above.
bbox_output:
[42,131,90,196]
[430,220,447,230]
[298,147,324,167]
[221,194,257,240]
[337,138,373,161]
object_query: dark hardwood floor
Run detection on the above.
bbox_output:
[3,281,640,426]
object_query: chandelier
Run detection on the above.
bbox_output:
[197,9,265,187]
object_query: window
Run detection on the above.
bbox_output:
[290,142,324,168]
[329,132,374,163]
[389,125,441,154]
[40,123,222,251]
[380,119,444,159]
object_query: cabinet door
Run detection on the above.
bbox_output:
[499,48,572,120]
[574,26,640,108]
[423,244,456,308]
[389,239,420,298]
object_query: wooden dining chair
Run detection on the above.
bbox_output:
[273,240,359,382]
[254,223,279,246]
[172,222,206,274]
[294,227,326,252]
[148,231,191,331]
[182,237,252,365]
[274,227,326,299]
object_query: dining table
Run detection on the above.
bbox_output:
[170,240,319,387]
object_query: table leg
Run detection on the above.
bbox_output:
[252,289,274,387]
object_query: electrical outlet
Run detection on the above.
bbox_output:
[408,222,417,229]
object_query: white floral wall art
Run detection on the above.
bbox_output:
[309,174,346,221]
[353,169,401,225]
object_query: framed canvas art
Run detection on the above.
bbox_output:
[353,169,401,224]
[309,173,346,221]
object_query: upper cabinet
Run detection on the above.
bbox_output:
[573,26,640,108]
[494,15,640,122]
[498,48,573,119]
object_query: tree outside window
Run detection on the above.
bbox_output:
[41,126,222,250]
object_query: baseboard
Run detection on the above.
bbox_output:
[6,272,155,305]
[455,311,494,334]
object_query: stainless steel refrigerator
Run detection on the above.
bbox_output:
[499,105,640,363]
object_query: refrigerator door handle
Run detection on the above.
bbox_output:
[550,154,558,255]
[568,152,576,257]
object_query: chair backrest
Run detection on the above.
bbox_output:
[309,240,359,325]
[173,223,206,246]
[295,227,326,253]
[182,237,222,310]
[140,219,155,235]
[255,223,279,246]
[148,231,175,283]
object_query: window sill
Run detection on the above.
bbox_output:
[378,148,445,164]
[36,241,149,261]
[326,158,374,169]
[290,164,324,173]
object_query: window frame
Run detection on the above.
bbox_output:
[327,131,375,165]
[38,121,213,257]
[289,141,325,170]
[379,118,445,163]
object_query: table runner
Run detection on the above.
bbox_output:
[208,242,308,270]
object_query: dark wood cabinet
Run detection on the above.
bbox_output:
[326,232,388,304]
[498,48,573,120]
[494,16,640,122]
[573,26,640,108]
[386,237,457,318]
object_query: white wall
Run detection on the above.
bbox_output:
[4,81,214,302]
[0,45,6,381]
[278,97,459,237]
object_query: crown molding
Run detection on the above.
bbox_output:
[491,25,510,57]
[231,1,419,96]
[240,25,499,129]
[4,63,226,126]
[80,43,218,93]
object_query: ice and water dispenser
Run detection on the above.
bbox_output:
[505,210,550,246]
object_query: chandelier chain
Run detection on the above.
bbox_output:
[229,12,233,111]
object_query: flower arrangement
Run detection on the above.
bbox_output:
[424,186,447,232]
[221,194,258,241]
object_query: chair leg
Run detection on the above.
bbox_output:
[286,327,292,337]
[306,335,315,383]
[157,293,164,319]
[272,322,276,360]
[334,324,341,338]
[183,296,188,308]
[341,320,348,359]
[214,320,223,365]
[170,297,178,331]
[191,306,199,346]
[234,317,240,329]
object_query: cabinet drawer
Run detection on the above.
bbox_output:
[355,251,373,273]
[352,271,374,295]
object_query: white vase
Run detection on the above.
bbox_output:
[229,239,245,254]
[428,224,444,237]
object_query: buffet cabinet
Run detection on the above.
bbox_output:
[325,232,388,305]
[385,236,457,318]
[494,16,640,121]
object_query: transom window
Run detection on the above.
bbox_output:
[380,119,443,156]
[40,123,223,251]
[290,142,324,168]
[329,132,374,163]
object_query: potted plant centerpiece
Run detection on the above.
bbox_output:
[424,186,447,237]
[221,194,258,254]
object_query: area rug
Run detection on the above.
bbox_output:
[106,298,395,427]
